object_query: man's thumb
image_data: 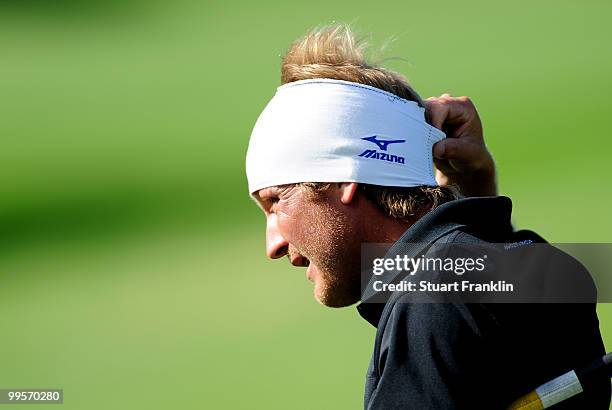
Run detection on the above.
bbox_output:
[433,138,476,162]
[433,140,447,159]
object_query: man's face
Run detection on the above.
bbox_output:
[253,184,362,307]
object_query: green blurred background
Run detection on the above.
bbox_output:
[1,0,611,408]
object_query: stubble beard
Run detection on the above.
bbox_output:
[300,200,363,308]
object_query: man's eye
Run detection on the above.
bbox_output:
[268,198,279,212]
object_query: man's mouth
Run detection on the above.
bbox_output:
[306,263,315,282]
[287,252,313,281]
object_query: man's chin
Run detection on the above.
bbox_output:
[313,279,360,308]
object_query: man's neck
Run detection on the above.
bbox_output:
[363,211,414,244]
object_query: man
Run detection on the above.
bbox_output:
[245,24,610,409]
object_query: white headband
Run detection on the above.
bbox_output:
[246,78,445,194]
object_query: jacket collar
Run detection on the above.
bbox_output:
[356,196,514,327]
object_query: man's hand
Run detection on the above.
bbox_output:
[425,93,497,197]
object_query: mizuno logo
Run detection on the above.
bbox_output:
[358,149,405,164]
[357,135,406,165]
[361,135,406,151]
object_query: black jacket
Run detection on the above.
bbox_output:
[357,196,611,409]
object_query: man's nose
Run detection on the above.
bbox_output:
[266,214,289,259]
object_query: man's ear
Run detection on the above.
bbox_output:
[338,182,359,205]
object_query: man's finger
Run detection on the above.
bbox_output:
[425,95,475,131]
[424,98,449,130]
[432,139,446,159]
[433,138,480,163]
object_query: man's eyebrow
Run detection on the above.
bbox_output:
[250,190,272,211]
[257,187,279,199]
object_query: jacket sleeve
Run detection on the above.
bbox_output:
[366,298,502,410]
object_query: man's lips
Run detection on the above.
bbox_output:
[288,253,313,281]
[289,253,309,267]
[306,264,315,282]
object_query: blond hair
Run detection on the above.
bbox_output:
[281,23,459,223]
[282,23,425,107]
